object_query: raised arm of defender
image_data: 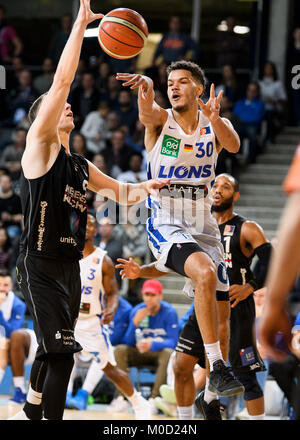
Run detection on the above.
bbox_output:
[22,1,104,176]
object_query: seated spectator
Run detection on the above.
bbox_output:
[104,111,121,142]
[8,70,39,126]
[80,101,110,153]
[0,227,12,270]
[70,58,88,93]
[32,57,55,95]
[0,127,27,181]
[116,89,138,136]
[111,280,179,414]
[108,296,133,346]
[97,217,124,287]
[6,56,24,91]
[99,74,121,111]
[126,120,146,153]
[215,64,241,103]
[102,129,134,178]
[70,72,100,129]
[48,13,72,66]
[117,153,147,183]
[259,61,287,142]
[0,270,26,389]
[70,132,93,161]
[95,61,111,94]
[152,61,169,99]
[0,5,23,64]
[153,15,198,65]
[0,174,22,238]
[233,82,265,163]
[8,327,38,404]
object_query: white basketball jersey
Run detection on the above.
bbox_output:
[146,109,220,238]
[78,247,107,320]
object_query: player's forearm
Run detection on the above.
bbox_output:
[118,182,149,205]
[265,192,300,308]
[53,18,86,87]
[138,262,167,279]
[212,117,240,153]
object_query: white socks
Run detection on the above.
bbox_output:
[26,385,42,405]
[177,405,193,420]
[127,389,140,407]
[204,341,223,371]
[13,376,27,394]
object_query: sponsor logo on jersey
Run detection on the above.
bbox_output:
[224,225,235,236]
[158,164,212,179]
[200,126,211,135]
[60,236,77,246]
[37,201,47,251]
[160,134,181,158]
[184,144,193,152]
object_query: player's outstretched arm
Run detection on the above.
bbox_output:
[116,73,168,151]
[116,257,167,280]
[28,1,103,141]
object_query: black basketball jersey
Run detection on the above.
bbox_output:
[218,214,254,285]
[20,146,89,261]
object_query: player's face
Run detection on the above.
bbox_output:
[85,215,97,241]
[0,276,12,296]
[58,102,75,132]
[142,292,161,311]
[212,176,235,211]
[167,70,202,112]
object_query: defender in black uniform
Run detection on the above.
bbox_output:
[207,173,272,419]
[11,0,168,421]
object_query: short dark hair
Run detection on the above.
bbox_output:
[28,92,48,125]
[0,269,12,278]
[166,61,206,88]
[217,173,239,192]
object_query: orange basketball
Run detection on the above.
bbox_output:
[98,8,148,59]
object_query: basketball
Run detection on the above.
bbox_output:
[98,8,148,60]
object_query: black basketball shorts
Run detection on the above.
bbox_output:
[16,253,82,360]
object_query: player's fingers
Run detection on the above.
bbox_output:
[210,83,215,99]
[116,258,129,264]
[197,98,205,108]
[216,89,223,104]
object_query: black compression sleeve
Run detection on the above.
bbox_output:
[251,242,273,289]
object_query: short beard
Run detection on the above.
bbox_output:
[211,197,234,212]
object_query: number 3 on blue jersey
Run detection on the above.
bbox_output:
[195,141,213,158]
[88,268,96,280]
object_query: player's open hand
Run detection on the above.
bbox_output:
[78,0,104,25]
[143,178,170,197]
[229,283,253,308]
[116,257,141,280]
[116,73,154,98]
[198,83,223,122]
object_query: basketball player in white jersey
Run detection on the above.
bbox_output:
[116,61,244,413]
[67,212,151,419]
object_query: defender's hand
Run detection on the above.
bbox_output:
[77,0,104,25]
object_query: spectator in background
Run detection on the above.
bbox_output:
[80,101,110,153]
[0,227,12,271]
[8,69,39,126]
[70,132,93,161]
[111,280,178,414]
[0,127,27,181]
[48,13,72,66]
[117,153,147,184]
[108,296,133,346]
[104,111,121,142]
[97,217,124,287]
[126,120,145,154]
[70,58,88,93]
[0,174,22,238]
[70,71,100,129]
[99,74,121,111]
[215,16,247,68]
[33,57,55,95]
[116,89,138,136]
[153,15,198,65]
[6,56,24,91]
[233,81,265,163]
[102,129,133,178]
[0,4,23,64]
[0,270,26,388]
[152,61,169,99]
[95,61,111,94]
[215,64,241,103]
[259,61,287,142]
